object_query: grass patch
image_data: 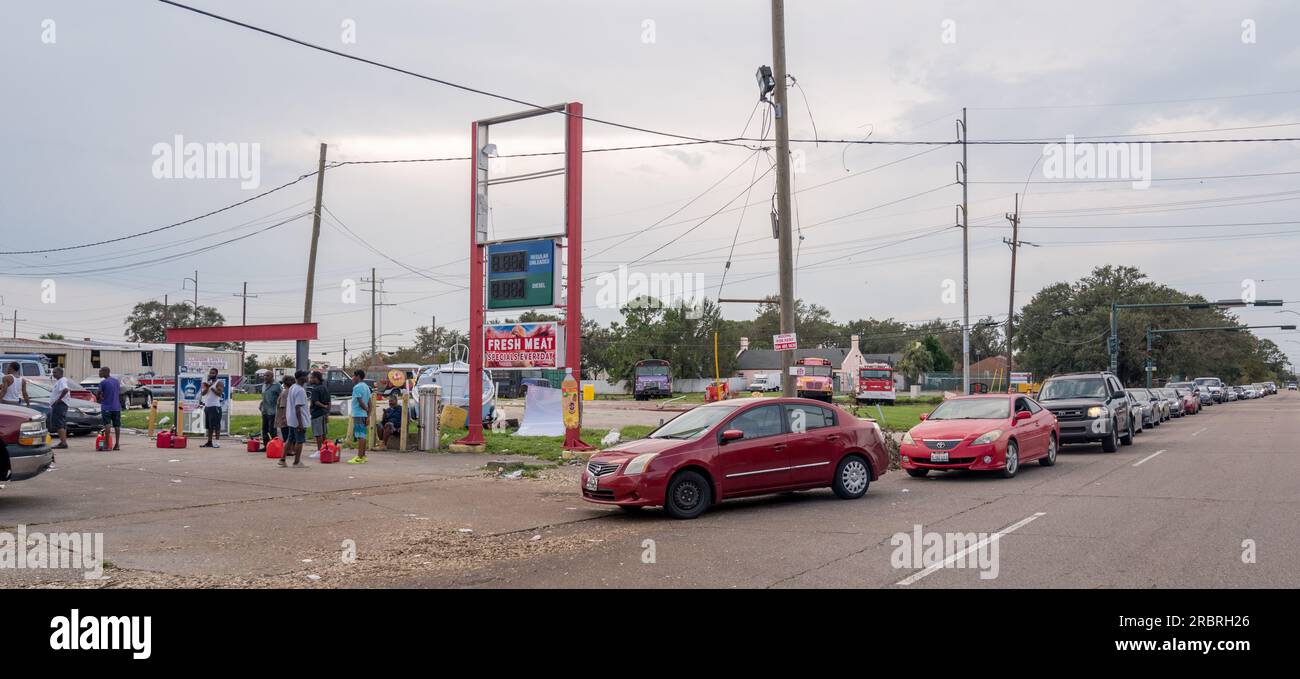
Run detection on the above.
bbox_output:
[232,393,262,401]
[848,403,932,431]
[441,424,655,461]
[481,460,556,478]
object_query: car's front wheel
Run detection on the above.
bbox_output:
[1101,421,1119,452]
[832,455,871,499]
[999,440,1020,478]
[664,470,712,520]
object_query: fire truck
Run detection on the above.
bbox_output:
[794,357,835,402]
[854,362,896,405]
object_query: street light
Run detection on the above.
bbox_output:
[1110,299,1287,375]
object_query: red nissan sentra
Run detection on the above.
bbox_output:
[900,394,1059,479]
[581,397,890,519]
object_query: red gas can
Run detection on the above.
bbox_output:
[96,433,114,451]
[319,440,340,464]
[246,439,261,453]
[170,435,188,449]
[156,430,173,448]
[265,437,284,459]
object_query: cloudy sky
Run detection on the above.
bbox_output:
[3,0,1299,367]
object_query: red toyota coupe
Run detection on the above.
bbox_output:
[581,397,891,519]
[900,394,1059,478]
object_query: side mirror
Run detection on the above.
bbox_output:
[720,429,744,443]
[1014,410,1032,421]
[918,413,928,421]
[1113,391,1127,399]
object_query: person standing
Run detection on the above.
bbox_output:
[275,375,292,441]
[199,368,225,448]
[258,371,281,445]
[50,367,71,450]
[282,370,309,467]
[308,370,331,451]
[347,369,372,464]
[0,362,30,406]
[98,367,122,450]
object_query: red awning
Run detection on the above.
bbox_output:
[165,323,318,344]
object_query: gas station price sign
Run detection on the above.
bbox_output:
[486,238,560,309]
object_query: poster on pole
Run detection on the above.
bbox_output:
[484,322,560,369]
[773,332,798,351]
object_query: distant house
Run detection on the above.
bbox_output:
[733,336,900,392]
[968,355,1009,378]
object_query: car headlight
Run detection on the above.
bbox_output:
[20,420,46,434]
[1086,406,1108,418]
[973,429,1003,445]
[901,431,915,445]
[623,453,659,475]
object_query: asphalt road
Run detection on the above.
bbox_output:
[2,392,1295,588]
[414,391,1300,588]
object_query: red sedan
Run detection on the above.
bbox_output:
[900,394,1059,479]
[582,397,890,519]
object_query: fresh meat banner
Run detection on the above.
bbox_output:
[484,322,559,368]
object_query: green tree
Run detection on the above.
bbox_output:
[921,334,954,372]
[896,340,934,383]
[124,300,226,346]
[39,332,65,340]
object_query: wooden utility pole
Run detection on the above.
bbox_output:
[770,0,797,397]
[1003,193,1021,384]
[958,108,970,394]
[303,143,327,323]
[233,282,257,373]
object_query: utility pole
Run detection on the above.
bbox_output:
[360,269,392,364]
[163,294,169,329]
[770,0,797,397]
[342,338,348,369]
[182,271,198,323]
[233,282,258,374]
[1003,194,1022,387]
[303,143,327,323]
[430,315,437,361]
[957,107,970,395]
[6,309,25,338]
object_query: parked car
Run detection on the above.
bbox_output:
[1287,382,1297,390]
[80,375,153,409]
[0,354,51,378]
[20,380,102,435]
[1157,387,1184,417]
[27,377,95,403]
[1224,387,1239,402]
[900,394,1058,479]
[0,403,53,482]
[1127,389,1160,429]
[1194,376,1225,403]
[1036,372,1134,452]
[1173,387,1200,415]
[581,397,889,519]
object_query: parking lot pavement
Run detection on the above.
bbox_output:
[4,393,1296,588]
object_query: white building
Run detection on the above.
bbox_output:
[0,337,242,382]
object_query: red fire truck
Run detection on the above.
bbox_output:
[854,362,896,405]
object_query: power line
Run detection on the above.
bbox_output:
[156,0,757,150]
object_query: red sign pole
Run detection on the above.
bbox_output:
[563,102,593,451]
[458,120,487,447]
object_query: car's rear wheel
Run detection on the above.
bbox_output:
[664,470,711,520]
[999,441,1019,478]
[1039,434,1057,466]
[1101,422,1119,452]
[905,468,929,478]
[832,455,871,499]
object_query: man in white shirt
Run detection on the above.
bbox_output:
[199,368,225,448]
[282,370,310,467]
[50,367,72,449]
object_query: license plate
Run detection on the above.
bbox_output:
[930,452,949,463]
[585,474,599,491]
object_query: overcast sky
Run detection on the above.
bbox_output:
[3,1,1299,367]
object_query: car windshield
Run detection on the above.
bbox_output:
[636,365,669,376]
[1038,378,1107,400]
[1194,378,1221,387]
[649,404,739,439]
[24,381,52,398]
[926,398,1009,420]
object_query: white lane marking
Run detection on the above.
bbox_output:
[895,512,1046,586]
[1133,449,1167,467]
[1191,427,1206,437]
